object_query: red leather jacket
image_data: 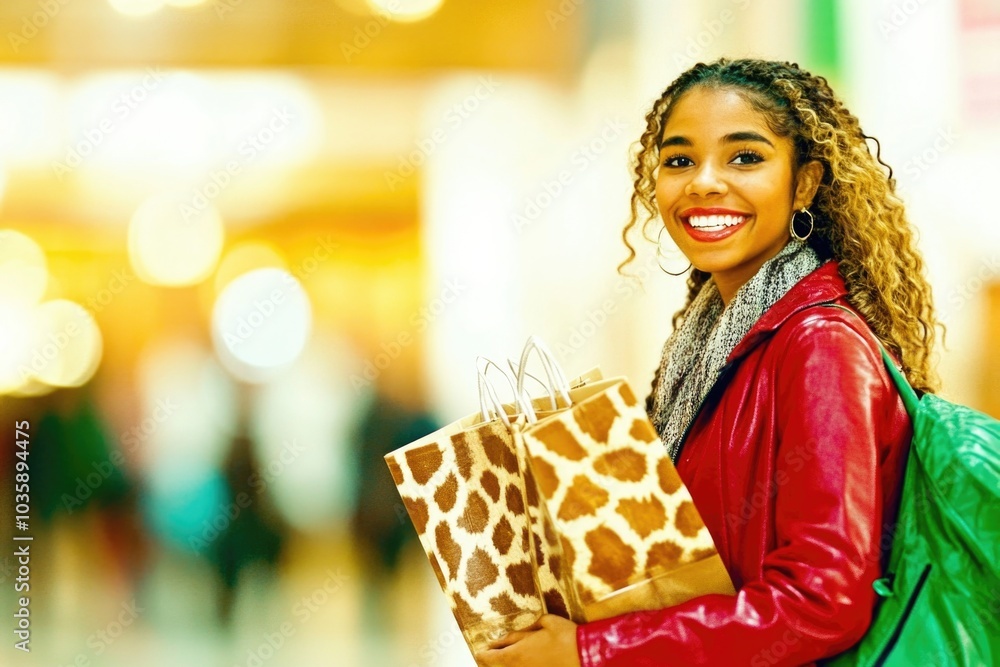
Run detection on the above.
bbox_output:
[577,262,912,666]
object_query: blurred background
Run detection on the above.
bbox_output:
[0,0,997,665]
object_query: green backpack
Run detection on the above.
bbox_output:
[825,337,1000,666]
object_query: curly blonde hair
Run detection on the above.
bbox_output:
[621,58,940,393]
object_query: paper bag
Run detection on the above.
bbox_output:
[385,413,570,658]
[517,376,736,622]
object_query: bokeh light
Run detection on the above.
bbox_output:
[107,0,166,18]
[366,0,445,23]
[0,2,997,666]
[128,193,225,287]
[213,241,287,295]
[0,229,48,306]
[30,299,103,388]
[211,268,312,383]
[0,300,36,394]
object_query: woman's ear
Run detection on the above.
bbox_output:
[793,160,824,209]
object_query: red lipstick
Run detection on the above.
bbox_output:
[679,207,751,243]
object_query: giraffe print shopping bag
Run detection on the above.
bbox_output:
[516,375,736,622]
[383,373,594,659]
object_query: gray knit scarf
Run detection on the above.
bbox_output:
[650,240,822,461]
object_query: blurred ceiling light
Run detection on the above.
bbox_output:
[366,0,445,23]
[0,72,61,167]
[213,76,324,168]
[108,0,165,17]
[212,268,312,383]
[79,72,214,171]
[0,230,48,306]
[64,72,319,175]
[128,193,224,287]
[30,300,103,388]
[213,241,287,295]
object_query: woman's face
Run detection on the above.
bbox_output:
[655,86,821,302]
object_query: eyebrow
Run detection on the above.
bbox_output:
[658,131,775,150]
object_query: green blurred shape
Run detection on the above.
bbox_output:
[806,0,842,78]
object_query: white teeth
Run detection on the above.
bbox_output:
[688,214,748,229]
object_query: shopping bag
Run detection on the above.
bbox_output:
[514,338,735,622]
[384,363,587,658]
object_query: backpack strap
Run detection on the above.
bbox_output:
[822,303,921,419]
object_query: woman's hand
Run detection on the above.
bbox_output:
[475,614,581,667]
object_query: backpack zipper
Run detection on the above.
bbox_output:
[872,563,932,667]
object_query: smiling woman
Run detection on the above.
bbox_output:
[654,86,823,303]
[476,58,941,667]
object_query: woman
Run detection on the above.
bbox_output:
[478,58,938,666]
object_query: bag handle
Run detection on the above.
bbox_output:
[512,335,572,412]
[477,356,538,425]
[823,303,921,418]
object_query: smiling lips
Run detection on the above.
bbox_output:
[680,207,751,242]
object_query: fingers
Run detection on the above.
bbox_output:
[487,614,548,649]
[538,613,576,630]
[487,629,533,649]
[476,644,516,666]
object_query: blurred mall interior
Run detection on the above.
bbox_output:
[0,0,998,665]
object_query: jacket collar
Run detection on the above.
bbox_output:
[727,260,847,363]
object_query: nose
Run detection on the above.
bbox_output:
[684,162,728,198]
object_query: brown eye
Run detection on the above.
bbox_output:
[662,155,693,168]
[732,150,763,165]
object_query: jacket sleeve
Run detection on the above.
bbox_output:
[576,318,897,666]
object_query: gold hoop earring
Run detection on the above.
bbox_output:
[789,207,814,242]
[656,227,692,276]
